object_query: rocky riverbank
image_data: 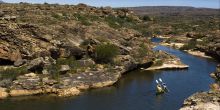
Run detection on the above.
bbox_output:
[180,91,220,110]
[180,65,220,110]
[158,32,220,60]
[185,50,212,59]
[0,55,137,99]
[143,57,188,70]
[1,3,189,99]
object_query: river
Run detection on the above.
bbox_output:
[0,44,217,110]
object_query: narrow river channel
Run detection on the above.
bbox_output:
[0,44,217,110]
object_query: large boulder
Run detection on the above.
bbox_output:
[61,46,85,59]
[60,65,70,74]
[77,59,95,67]
[27,57,45,72]
[14,59,26,67]
[114,55,137,71]
[0,46,22,65]
[0,87,8,99]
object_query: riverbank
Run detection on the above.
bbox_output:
[143,58,188,70]
[160,38,213,59]
[180,91,220,110]
[0,47,190,99]
[0,55,138,99]
[180,64,220,110]
[185,50,212,59]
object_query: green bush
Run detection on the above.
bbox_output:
[47,64,60,81]
[142,15,152,21]
[56,57,76,68]
[180,39,197,50]
[104,15,136,29]
[94,43,119,63]
[0,66,28,80]
[138,43,149,58]
[45,57,78,80]
[152,59,163,67]
[74,14,92,26]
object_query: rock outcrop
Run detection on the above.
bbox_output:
[180,91,220,110]
[0,87,8,99]
[180,65,220,110]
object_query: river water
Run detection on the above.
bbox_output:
[0,44,217,110]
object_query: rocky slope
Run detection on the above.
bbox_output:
[0,3,189,99]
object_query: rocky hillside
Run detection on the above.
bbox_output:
[0,3,150,65]
[180,91,220,110]
[1,3,182,99]
[129,6,220,61]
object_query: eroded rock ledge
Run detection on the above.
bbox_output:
[144,58,188,70]
[0,55,137,99]
[180,65,220,110]
[180,91,220,110]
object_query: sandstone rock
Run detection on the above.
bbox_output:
[60,65,70,73]
[77,59,95,67]
[12,73,41,90]
[14,59,26,67]
[180,102,220,110]
[42,77,57,85]
[9,89,43,97]
[91,81,115,88]
[114,55,137,71]
[0,87,8,99]
[57,87,80,97]
[180,91,220,110]
[42,69,49,75]
[76,83,90,90]
[62,46,85,59]
[27,57,45,71]
[0,47,22,63]
[210,83,220,91]
[96,64,104,71]
[24,73,37,77]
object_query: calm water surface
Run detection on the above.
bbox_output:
[0,45,217,110]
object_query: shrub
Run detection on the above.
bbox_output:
[56,56,76,68]
[138,43,149,58]
[142,15,152,21]
[180,39,197,50]
[94,43,119,63]
[47,64,60,81]
[152,59,163,67]
[74,14,92,26]
[0,66,28,80]
[104,15,136,29]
